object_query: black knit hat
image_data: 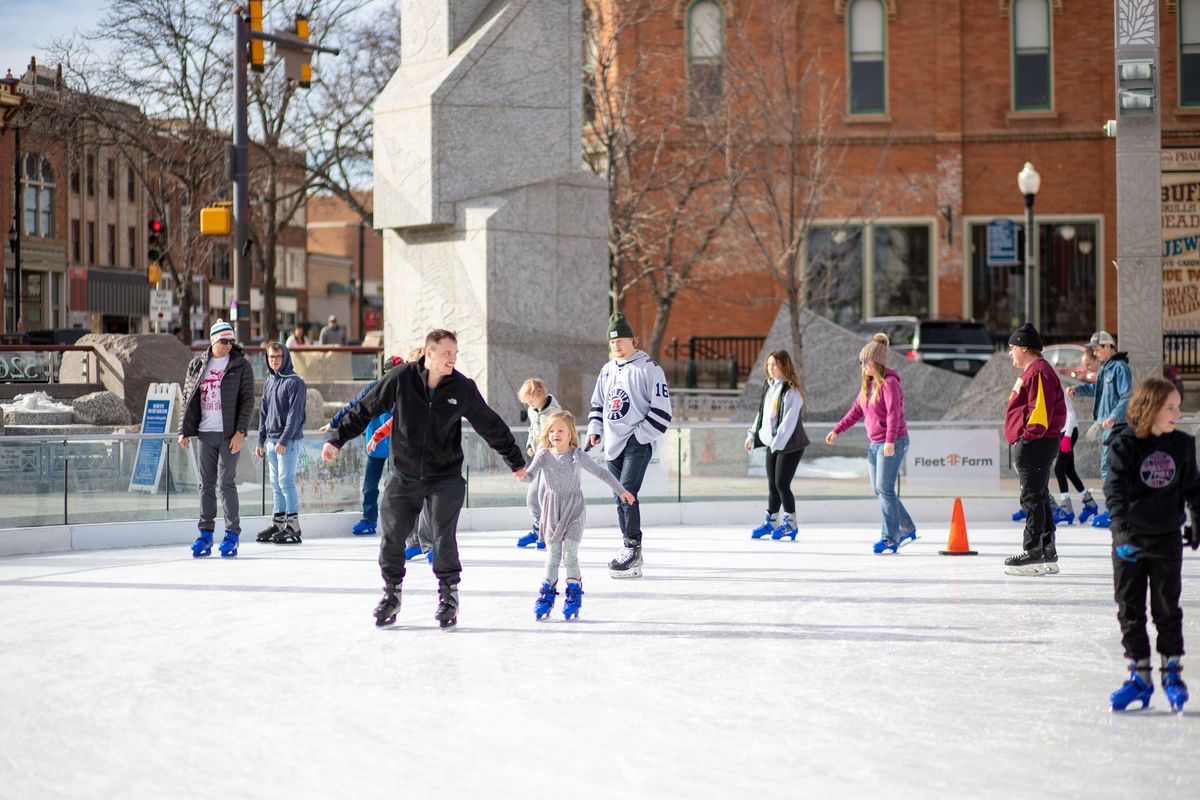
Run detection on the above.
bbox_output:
[607,312,634,340]
[1008,322,1044,351]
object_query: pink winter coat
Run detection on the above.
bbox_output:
[831,369,908,444]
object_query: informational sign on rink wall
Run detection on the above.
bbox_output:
[129,383,181,494]
[905,429,1000,492]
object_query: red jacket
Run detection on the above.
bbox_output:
[1005,357,1066,445]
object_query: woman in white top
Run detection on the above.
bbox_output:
[744,350,809,541]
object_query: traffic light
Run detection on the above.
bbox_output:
[295,14,312,88]
[249,0,265,73]
[147,218,165,262]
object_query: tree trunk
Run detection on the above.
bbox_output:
[785,284,807,399]
[177,281,193,344]
[261,239,278,342]
[647,296,674,365]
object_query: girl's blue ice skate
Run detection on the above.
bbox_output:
[535,582,557,621]
[1078,500,1099,524]
[517,527,545,549]
[218,532,239,558]
[1052,506,1075,526]
[1110,664,1154,711]
[898,528,918,546]
[191,530,213,558]
[1163,659,1188,713]
[1012,508,1027,522]
[771,515,798,541]
[873,536,899,554]
[751,514,775,540]
[351,519,376,536]
[563,581,584,620]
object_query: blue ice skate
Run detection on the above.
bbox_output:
[218,532,239,558]
[191,530,213,558]
[1110,665,1154,711]
[1052,506,1075,526]
[535,582,558,620]
[404,545,422,561]
[873,536,899,554]
[750,514,774,540]
[898,527,918,546]
[1163,660,1188,713]
[516,527,540,548]
[351,519,376,536]
[1078,500,1099,524]
[425,549,434,564]
[1091,510,1112,529]
[1012,508,1027,522]
[563,581,584,620]
[771,515,798,541]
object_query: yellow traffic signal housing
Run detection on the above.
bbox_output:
[148,262,162,285]
[200,206,232,236]
[249,1,265,72]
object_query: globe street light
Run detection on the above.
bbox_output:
[1017,162,1041,328]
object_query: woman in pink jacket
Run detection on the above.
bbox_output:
[826,333,917,553]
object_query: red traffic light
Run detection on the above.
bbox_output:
[148,218,163,233]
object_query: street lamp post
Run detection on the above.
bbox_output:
[1017,162,1041,329]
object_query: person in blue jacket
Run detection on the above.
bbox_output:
[255,342,307,544]
[1068,330,1133,528]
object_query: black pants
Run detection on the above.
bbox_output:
[765,448,804,514]
[378,474,466,587]
[1054,430,1085,494]
[1113,533,1185,660]
[1013,437,1058,555]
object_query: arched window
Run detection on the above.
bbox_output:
[19,154,55,238]
[848,0,886,114]
[1013,0,1052,110]
[687,0,724,117]
[1183,0,1200,106]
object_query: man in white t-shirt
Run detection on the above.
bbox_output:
[179,319,256,558]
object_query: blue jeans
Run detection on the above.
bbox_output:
[606,439,653,544]
[265,440,300,515]
[362,455,387,522]
[867,435,914,541]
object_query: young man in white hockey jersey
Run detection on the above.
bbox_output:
[586,313,672,577]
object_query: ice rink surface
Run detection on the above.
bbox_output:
[1,522,1198,800]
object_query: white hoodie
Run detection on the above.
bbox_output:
[587,351,673,460]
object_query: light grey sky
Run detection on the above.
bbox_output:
[0,0,103,77]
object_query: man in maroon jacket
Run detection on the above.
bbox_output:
[1004,323,1068,576]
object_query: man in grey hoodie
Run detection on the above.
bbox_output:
[255,342,308,543]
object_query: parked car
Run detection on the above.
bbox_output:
[1043,343,1093,382]
[849,316,994,376]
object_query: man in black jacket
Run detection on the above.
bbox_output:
[323,329,526,628]
[178,319,256,558]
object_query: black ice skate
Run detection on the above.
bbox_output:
[609,540,643,579]
[374,584,401,627]
[435,581,459,629]
[257,513,285,543]
[1003,549,1046,576]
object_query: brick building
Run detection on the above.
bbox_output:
[306,192,383,342]
[604,0,1200,357]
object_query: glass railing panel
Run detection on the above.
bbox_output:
[0,437,69,528]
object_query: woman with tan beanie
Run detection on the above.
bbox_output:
[826,333,917,553]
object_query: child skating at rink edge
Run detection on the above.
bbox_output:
[1105,377,1199,712]
[515,378,560,549]
[254,343,307,544]
[587,312,672,578]
[826,333,916,553]
[744,350,809,541]
[1002,323,1067,576]
[1067,330,1133,528]
[520,410,636,620]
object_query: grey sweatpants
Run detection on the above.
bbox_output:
[196,431,241,534]
[544,538,581,584]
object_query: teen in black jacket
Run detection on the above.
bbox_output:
[324,329,525,629]
[1104,377,1199,712]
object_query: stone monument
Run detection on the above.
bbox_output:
[372,0,609,420]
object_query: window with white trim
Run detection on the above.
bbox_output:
[1013,0,1051,110]
[1183,0,1200,106]
[686,0,724,117]
[849,0,886,114]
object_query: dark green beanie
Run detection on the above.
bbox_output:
[607,312,634,340]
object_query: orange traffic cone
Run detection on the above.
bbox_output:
[939,497,978,556]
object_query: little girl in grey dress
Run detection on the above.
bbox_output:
[520,410,636,620]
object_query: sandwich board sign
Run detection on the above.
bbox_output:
[129,382,181,494]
